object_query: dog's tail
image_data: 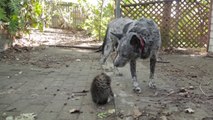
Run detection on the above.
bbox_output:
[95,26,109,54]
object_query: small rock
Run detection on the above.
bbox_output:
[71,93,75,98]
[188,86,194,90]
[116,82,120,86]
[76,59,81,62]
[2,112,7,117]
[66,65,69,67]
[64,103,67,106]
[7,76,11,79]
[116,73,123,76]
[57,89,60,91]
[19,71,23,74]
[44,87,47,90]
[154,91,159,96]
[53,93,56,96]
[179,92,190,97]
[185,108,195,114]
[179,87,187,92]
[196,104,201,108]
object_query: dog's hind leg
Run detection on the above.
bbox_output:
[130,59,141,93]
[148,50,157,89]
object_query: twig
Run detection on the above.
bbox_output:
[199,83,208,97]
[157,57,170,63]
[48,45,99,50]
[72,90,89,93]
[157,60,170,63]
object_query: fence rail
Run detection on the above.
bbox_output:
[120,0,211,49]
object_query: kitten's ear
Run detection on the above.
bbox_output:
[111,32,123,40]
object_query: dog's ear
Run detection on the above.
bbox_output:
[130,34,140,47]
[111,32,123,40]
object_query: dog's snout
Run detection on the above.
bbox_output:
[114,62,119,67]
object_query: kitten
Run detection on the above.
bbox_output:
[90,73,114,105]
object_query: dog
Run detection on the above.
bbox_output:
[100,17,161,93]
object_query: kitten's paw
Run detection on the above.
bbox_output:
[148,81,156,89]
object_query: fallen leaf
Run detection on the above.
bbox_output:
[167,89,175,96]
[97,112,108,119]
[188,86,194,90]
[133,107,142,118]
[185,108,195,114]
[15,113,37,120]
[108,109,115,114]
[69,109,82,114]
[6,116,13,120]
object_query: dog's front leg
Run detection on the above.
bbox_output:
[130,59,141,93]
[149,54,157,88]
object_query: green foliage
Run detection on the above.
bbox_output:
[79,0,115,41]
[0,0,44,37]
[0,8,7,21]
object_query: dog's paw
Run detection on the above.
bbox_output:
[148,81,156,89]
[133,86,141,93]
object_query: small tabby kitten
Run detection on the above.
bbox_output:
[90,73,114,105]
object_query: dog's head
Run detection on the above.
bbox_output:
[111,32,145,67]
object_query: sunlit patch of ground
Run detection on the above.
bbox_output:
[13,28,102,47]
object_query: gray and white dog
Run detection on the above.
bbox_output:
[100,17,161,93]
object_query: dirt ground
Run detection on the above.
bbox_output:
[0,29,213,120]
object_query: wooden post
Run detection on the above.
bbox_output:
[208,0,213,52]
[161,1,172,49]
[115,0,121,18]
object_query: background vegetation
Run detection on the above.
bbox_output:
[0,0,115,41]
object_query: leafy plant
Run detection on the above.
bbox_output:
[0,0,44,37]
[79,0,115,41]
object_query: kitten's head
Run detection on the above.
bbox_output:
[100,73,111,85]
